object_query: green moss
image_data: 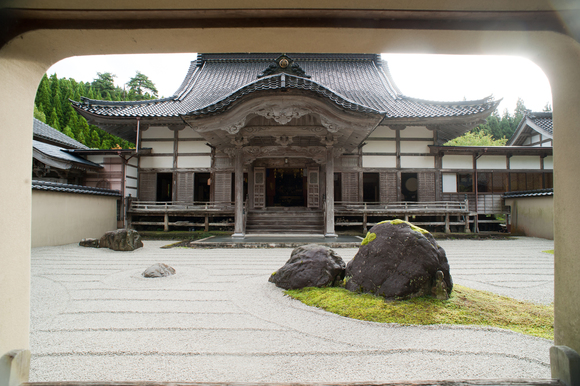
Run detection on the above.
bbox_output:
[377,219,429,234]
[361,232,377,246]
[285,285,554,339]
[543,250,554,254]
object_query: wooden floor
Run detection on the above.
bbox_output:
[24,380,562,386]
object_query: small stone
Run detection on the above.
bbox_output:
[269,244,345,290]
[79,238,99,248]
[142,263,176,278]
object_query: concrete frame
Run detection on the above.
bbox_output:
[2,2,580,383]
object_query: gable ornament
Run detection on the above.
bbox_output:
[258,54,311,79]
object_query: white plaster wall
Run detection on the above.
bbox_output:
[362,155,396,168]
[363,141,396,153]
[400,156,434,168]
[442,173,457,192]
[532,134,541,143]
[544,156,554,169]
[128,157,138,167]
[442,155,472,169]
[141,141,174,153]
[179,129,203,138]
[86,155,105,164]
[400,141,431,153]
[32,191,118,247]
[126,187,138,197]
[505,196,554,240]
[142,126,174,139]
[126,166,138,178]
[400,126,432,138]
[178,141,211,153]
[523,137,532,145]
[368,126,396,138]
[477,155,507,169]
[510,156,541,169]
[140,156,174,168]
[178,156,212,168]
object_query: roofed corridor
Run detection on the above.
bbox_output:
[30,237,554,382]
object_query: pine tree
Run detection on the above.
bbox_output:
[90,130,101,148]
[36,75,52,118]
[48,108,60,131]
[126,71,158,100]
[34,104,46,122]
[62,126,75,140]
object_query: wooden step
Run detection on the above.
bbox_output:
[246,209,324,234]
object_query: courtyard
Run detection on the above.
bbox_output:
[30,237,554,382]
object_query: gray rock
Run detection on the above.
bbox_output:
[142,263,176,278]
[79,238,99,248]
[99,229,143,251]
[269,244,345,290]
[345,220,452,300]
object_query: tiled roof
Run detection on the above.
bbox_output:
[503,188,553,198]
[33,140,101,168]
[529,112,553,135]
[32,180,120,196]
[33,118,89,149]
[508,111,553,146]
[72,53,498,120]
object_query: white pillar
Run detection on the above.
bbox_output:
[233,148,245,237]
[325,148,337,237]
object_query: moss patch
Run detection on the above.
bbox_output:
[285,285,553,340]
[377,219,429,234]
[361,232,376,246]
[543,250,554,254]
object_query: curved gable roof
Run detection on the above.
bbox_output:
[73,53,498,120]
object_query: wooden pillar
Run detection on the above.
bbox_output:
[163,213,169,232]
[445,213,450,234]
[325,148,337,237]
[233,148,245,237]
[204,215,209,232]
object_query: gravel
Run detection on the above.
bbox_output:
[29,237,554,382]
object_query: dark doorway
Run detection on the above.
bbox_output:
[156,173,173,202]
[266,168,306,207]
[401,173,418,201]
[363,172,380,202]
[334,173,342,202]
[194,173,210,202]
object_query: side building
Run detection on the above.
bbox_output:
[71,53,553,235]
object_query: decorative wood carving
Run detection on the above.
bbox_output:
[253,105,311,125]
[257,54,311,79]
[320,135,339,147]
[274,135,294,146]
[231,137,249,147]
[242,145,327,164]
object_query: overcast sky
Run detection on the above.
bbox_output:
[47,53,552,115]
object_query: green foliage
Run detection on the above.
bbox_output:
[33,72,156,149]
[33,104,46,122]
[444,98,529,146]
[286,285,554,339]
[126,71,158,100]
[444,131,508,146]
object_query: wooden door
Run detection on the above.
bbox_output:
[138,172,156,201]
[342,172,359,203]
[254,167,265,208]
[307,167,320,208]
[213,172,232,204]
[176,172,194,203]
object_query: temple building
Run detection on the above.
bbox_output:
[71,53,553,236]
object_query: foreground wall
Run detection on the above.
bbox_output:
[31,191,118,247]
[505,196,554,240]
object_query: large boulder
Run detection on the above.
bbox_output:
[142,263,176,278]
[269,244,346,290]
[99,229,143,251]
[345,220,452,300]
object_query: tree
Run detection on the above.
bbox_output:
[34,105,46,122]
[543,102,553,112]
[444,131,508,146]
[91,72,117,97]
[62,126,75,140]
[126,71,158,99]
